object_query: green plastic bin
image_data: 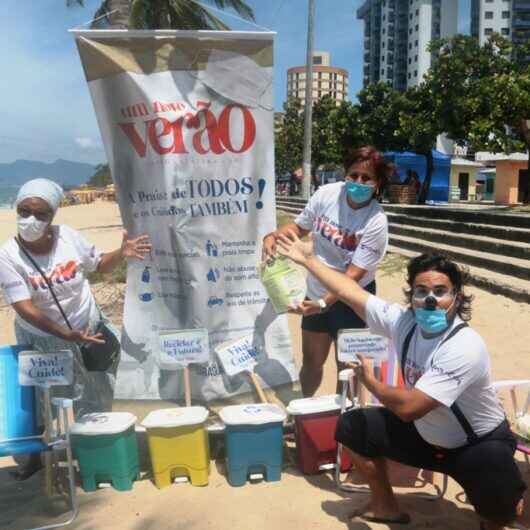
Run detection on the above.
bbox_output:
[71,412,139,492]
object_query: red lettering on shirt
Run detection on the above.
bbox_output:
[315,217,358,251]
[29,261,79,291]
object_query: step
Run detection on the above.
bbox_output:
[388,223,530,261]
[386,212,530,244]
[383,204,530,229]
[388,234,530,281]
[387,245,530,304]
[276,199,307,209]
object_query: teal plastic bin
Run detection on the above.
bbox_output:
[71,412,139,492]
[219,404,287,487]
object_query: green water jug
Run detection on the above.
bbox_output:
[260,256,306,314]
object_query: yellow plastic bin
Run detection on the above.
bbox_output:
[141,407,210,488]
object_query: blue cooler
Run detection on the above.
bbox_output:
[0,345,37,451]
[219,404,286,487]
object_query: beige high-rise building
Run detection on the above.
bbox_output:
[286,51,349,105]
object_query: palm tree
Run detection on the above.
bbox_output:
[68,0,255,30]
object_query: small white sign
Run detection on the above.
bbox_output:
[158,329,210,368]
[337,329,390,364]
[215,334,262,377]
[18,350,74,387]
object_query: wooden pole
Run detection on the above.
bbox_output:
[183,367,191,407]
[357,358,374,407]
[249,372,268,403]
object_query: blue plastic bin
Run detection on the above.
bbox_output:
[0,345,36,443]
[219,404,286,487]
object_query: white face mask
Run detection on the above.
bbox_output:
[191,49,273,110]
[17,215,48,242]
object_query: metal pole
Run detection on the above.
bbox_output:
[301,0,315,200]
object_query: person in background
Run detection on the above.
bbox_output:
[276,238,526,530]
[404,169,421,202]
[262,146,393,396]
[0,178,151,479]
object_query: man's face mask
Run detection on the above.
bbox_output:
[190,49,273,110]
[412,287,456,334]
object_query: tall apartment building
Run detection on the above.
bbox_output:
[286,51,349,105]
[357,0,458,91]
[471,0,530,46]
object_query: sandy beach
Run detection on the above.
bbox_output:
[0,200,529,530]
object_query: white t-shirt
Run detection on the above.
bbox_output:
[365,295,505,449]
[0,225,102,337]
[295,182,388,299]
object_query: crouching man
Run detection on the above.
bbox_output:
[277,232,526,530]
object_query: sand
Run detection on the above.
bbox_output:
[0,200,529,530]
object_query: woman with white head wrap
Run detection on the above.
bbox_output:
[0,178,151,480]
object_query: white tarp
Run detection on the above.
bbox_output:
[74,30,297,402]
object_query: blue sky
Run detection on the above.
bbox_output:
[0,0,470,165]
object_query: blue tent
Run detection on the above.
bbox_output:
[384,150,451,202]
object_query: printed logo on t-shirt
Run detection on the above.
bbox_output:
[29,261,78,291]
[314,216,358,251]
[404,359,424,386]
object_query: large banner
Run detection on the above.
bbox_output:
[74,30,297,402]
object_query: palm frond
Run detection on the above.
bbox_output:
[167,0,230,30]
[207,0,255,22]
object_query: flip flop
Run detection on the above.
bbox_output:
[352,510,411,525]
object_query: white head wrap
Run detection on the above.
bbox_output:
[15,179,64,212]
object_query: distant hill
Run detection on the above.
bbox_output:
[0,159,97,188]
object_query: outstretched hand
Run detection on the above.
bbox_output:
[121,230,152,260]
[68,327,105,345]
[276,230,314,265]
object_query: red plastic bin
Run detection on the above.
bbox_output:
[287,395,352,475]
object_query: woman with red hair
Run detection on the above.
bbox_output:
[263,146,393,395]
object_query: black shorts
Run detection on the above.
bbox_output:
[301,281,376,339]
[336,407,527,526]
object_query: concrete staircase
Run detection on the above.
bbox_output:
[275,195,530,303]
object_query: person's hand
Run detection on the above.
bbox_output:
[120,230,152,260]
[345,354,374,385]
[67,327,105,345]
[287,299,321,316]
[276,230,314,265]
[262,232,277,260]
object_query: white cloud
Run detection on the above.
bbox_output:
[75,137,100,150]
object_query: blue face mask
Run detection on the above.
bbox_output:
[345,181,375,204]
[414,308,449,334]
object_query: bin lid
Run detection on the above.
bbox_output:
[286,394,351,416]
[141,407,209,429]
[70,412,137,436]
[219,404,287,426]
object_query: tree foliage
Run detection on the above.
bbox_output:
[69,0,255,30]
[88,163,112,187]
[275,98,304,177]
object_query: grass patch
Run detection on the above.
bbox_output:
[277,210,295,228]
[87,259,127,284]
